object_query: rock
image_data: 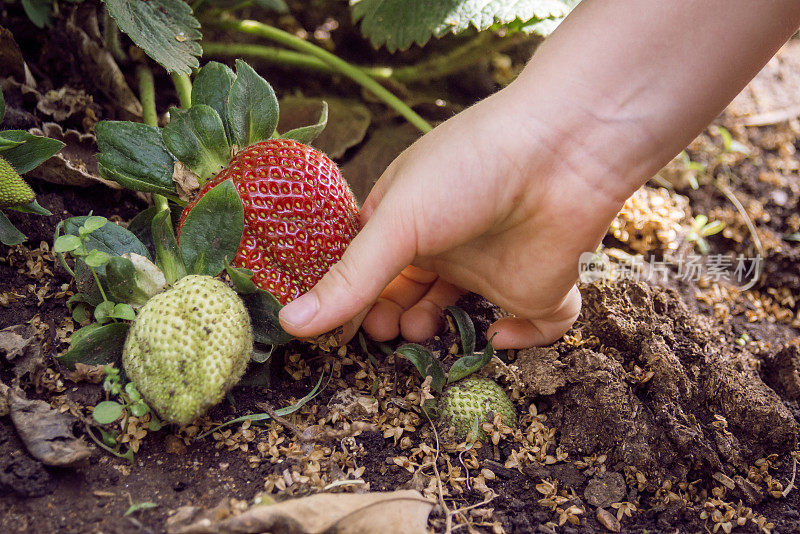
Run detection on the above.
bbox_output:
[596,508,621,532]
[584,472,627,508]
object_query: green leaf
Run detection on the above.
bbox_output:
[93,401,125,424]
[228,60,279,148]
[151,209,187,284]
[106,256,152,306]
[105,0,201,74]
[241,289,294,346]
[83,216,108,233]
[178,179,243,276]
[96,121,178,197]
[161,105,230,181]
[94,300,115,323]
[252,0,289,11]
[446,336,495,384]
[130,402,148,418]
[350,0,574,51]
[280,101,329,145]
[54,234,82,253]
[58,322,129,369]
[252,345,274,363]
[84,249,111,268]
[0,211,26,246]
[21,0,53,28]
[59,216,151,274]
[445,305,475,356]
[225,263,258,293]
[125,382,141,401]
[396,343,445,393]
[111,303,136,321]
[192,62,237,142]
[127,206,159,253]
[0,131,64,174]
[9,199,51,216]
[73,261,105,306]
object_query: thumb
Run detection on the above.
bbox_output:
[278,202,416,338]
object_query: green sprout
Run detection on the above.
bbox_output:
[686,214,725,255]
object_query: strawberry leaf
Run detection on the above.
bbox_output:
[396,343,446,393]
[96,122,178,197]
[228,60,279,148]
[162,105,230,182]
[192,62,237,143]
[350,0,575,51]
[280,101,328,145]
[0,211,26,246]
[0,130,64,174]
[105,0,201,75]
[178,179,244,277]
[241,290,294,346]
[58,322,129,369]
[151,209,187,285]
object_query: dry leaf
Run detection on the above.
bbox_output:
[0,324,45,381]
[173,161,201,202]
[9,391,92,467]
[167,490,433,534]
[65,362,106,384]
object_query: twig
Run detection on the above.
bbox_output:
[716,183,763,290]
[782,456,797,497]
[212,19,433,134]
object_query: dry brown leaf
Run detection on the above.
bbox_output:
[166,490,433,534]
[9,391,92,467]
[173,161,201,202]
[0,324,45,381]
[64,362,106,384]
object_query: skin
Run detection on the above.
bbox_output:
[283,0,800,349]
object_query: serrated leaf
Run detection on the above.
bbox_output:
[105,0,202,74]
[350,0,574,51]
[396,343,445,393]
[192,62,237,142]
[151,209,187,284]
[280,101,328,144]
[0,211,26,246]
[178,179,243,276]
[58,322,129,369]
[228,60,279,148]
[93,401,125,424]
[0,130,64,174]
[161,105,230,181]
[241,289,294,345]
[96,122,177,197]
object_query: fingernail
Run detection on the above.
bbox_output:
[279,293,319,328]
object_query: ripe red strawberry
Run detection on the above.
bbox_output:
[177,139,360,304]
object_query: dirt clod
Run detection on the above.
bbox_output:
[584,472,627,508]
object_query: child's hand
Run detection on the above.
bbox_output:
[279,82,624,349]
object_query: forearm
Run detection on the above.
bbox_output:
[510,0,800,203]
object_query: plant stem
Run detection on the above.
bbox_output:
[136,65,158,128]
[170,72,192,109]
[103,11,127,63]
[214,19,433,133]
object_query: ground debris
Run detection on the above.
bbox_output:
[165,490,433,534]
[0,324,45,381]
[516,280,799,482]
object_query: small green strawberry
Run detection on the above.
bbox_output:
[438,377,516,441]
[0,156,35,208]
[122,275,253,425]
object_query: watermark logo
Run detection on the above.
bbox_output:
[579,252,762,289]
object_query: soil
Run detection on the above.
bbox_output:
[1,3,800,534]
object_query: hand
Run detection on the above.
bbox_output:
[279,82,624,349]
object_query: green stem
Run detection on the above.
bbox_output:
[136,65,158,128]
[103,11,127,63]
[215,19,433,133]
[170,72,192,109]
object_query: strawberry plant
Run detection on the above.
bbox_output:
[0,88,64,246]
[396,306,517,443]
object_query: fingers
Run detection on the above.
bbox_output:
[278,202,416,338]
[487,285,582,349]
[362,267,438,341]
[400,279,465,342]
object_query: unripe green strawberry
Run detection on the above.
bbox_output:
[122,275,253,425]
[438,377,516,441]
[0,156,35,208]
